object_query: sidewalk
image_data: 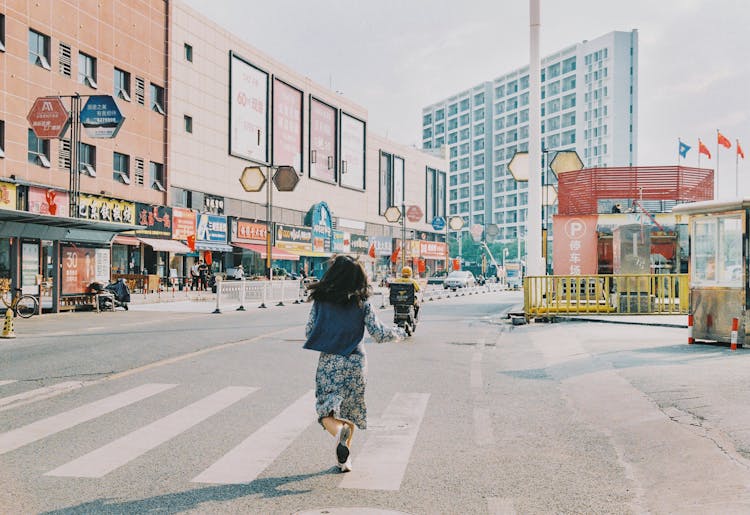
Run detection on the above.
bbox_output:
[554,314,688,328]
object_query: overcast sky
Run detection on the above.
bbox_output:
[183,0,749,196]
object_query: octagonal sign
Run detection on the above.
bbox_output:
[272,165,299,192]
[384,206,401,223]
[27,97,70,139]
[549,150,584,177]
[239,166,267,192]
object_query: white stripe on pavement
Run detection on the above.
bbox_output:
[339,393,430,491]
[0,380,17,387]
[0,381,85,410]
[192,389,316,484]
[46,386,258,478]
[0,383,176,455]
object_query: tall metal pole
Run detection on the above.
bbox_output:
[69,94,81,217]
[527,0,544,276]
[266,168,273,280]
[401,201,406,269]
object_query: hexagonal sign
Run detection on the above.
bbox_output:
[27,96,70,139]
[549,150,584,177]
[239,166,267,192]
[272,165,299,192]
[508,150,529,182]
[485,223,500,243]
[80,95,125,138]
[542,184,558,206]
[384,205,401,223]
[448,216,464,230]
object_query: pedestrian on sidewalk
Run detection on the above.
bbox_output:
[303,254,405,472]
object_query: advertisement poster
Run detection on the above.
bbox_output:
[197,214,228,243]
[309,97,336,183]
[350,234,370,255]
[369,236,393,257]
[0,182,18,210]
[229,53,268,163]
[275,224,312,251]
[171,207,197,241]
[95,249,110,283]
[419,241,447,260]
[61,246,99,295]
[21,243,39,295]
[28,188,69,216]
[310,202,332,252]
[340,112,365,190]
[393,156,405,207]
[272,79,303,173]
[552,215,598,275]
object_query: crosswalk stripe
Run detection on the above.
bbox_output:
[339,393,430,491]
[0,383,176,455]
[0,380,17,387]
[46,386,258,478]
[191,389,316,484]
[0,381,85,410]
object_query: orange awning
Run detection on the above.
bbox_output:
[232,243,300,261]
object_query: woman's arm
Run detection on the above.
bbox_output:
[363,301,405,342]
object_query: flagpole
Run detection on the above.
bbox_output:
[737,139,741,195]
[697,139,701,169]
[677,137,681,167]
[716,129,720,199]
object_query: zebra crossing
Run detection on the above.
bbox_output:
[0,379,430,491]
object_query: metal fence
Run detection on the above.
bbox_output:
[524,274,689,318]
[214,279,305,312]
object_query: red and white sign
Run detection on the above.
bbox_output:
[406,205,423,223]
[233,220,267,244]
[230,54,268,163]
[273,79,302,173]
[419,241,447,260]
[28,187,69,216]
[27,97,70,139]
[171,207,197,241]
[552,215,598,275]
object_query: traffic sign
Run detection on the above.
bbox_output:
[406,205,423,223]
[239,166,266,192]
[431,216,446,231]
[485,224,500,243]
[508,150,529,182]
[470,224,483,242]
[27,97,70,139]
[384,206,401,223]
[272,165,299,191]
[80,95,125,138]
[549,150,584,177]
[448,216,464,230]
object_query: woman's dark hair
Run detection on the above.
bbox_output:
[308,255,371,306]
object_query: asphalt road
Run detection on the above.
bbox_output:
[2,289,750,514]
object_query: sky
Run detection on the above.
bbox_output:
[183,0,750,197]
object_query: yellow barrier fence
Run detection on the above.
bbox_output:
[524,274,689,318]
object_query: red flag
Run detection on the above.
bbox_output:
[698,139,711,159]
[368,243,376,258]
[390,246,400,264]
[738,140,745,159]
[452,258,461,270]
[186,234,196,251]
[718,131,732,149]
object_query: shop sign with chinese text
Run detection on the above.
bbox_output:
[134,203,172,237]
[419,241,447,260]
[171,207,197,241]
[78,194,135,224]
[552,215,598,275]
[0,181,17,210]
[232,219,267,244]
[275,224,311,251]
[197,214,228,243]
[350,233,370,254]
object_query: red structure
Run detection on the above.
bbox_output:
[558,166,714,215]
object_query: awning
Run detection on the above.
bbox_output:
[195,241,234,252]
[137,237,192,254]
[232,242,300,261]
[113,235,140,246]
[286,249,332,258]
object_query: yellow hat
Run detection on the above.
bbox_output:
[401,266,412,278]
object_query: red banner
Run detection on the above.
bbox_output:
[171,207,196,241]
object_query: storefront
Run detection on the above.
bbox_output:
[193,213,233,284]
[132,203,190,291]
[231,218,299,277]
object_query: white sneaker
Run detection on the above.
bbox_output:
[338,457,352,472]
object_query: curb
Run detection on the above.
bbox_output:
[553,316,687,328]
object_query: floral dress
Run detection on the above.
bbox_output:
[306,300,404,430]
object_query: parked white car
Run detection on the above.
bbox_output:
[443,271,476,290]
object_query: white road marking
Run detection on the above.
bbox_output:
[339,393,430,491]
[0,380,17,387]
[0,381,85,411]
[46,386,257,478]
[0,383,176,455]
[192,389,316,484]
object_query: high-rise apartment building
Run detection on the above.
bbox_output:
[421,30,638,254]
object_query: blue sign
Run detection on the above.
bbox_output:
[431,216,446,231]
[197,214,228,243]
[80,95,125,138]
[309,202,332,253]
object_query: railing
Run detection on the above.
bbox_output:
[524,274,689,318]
[213,278,305,312]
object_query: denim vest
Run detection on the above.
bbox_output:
[303,301,366,356]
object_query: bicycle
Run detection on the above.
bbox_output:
[2,287,39,318]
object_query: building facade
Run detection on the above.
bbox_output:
[421,30,639,257]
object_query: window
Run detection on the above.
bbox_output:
[149,161,165,191]
[78,52,97,88]
[0,14,5,52]
[58,42,71,76]
[27,129,51,167]
[114,68,131,101]
[79,143,96,176]
[150,83,165,114]
[459,113,469,125]
[423,113,432,125]
[184,115,193,133]
[692,216,742,286]
[184,43,193,62]
[460,98,470,111]
[28,29,51,69]
[435,109,444,121]
[0,120,4,158]
[425,167,446,220]
[113,152,130,184]
[135,77,145,105]
[473,108,484,121]
[379,152,404,214]
[474,92,485,105]
[562,57,576,73]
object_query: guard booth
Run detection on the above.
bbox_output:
[672,199,747,345]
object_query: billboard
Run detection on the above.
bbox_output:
[339,112,365,190]
[309,97,336,183]
[272,79,303,174]
[552,215,598,275]
[61,246,110,295]
[229,52,268,163]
